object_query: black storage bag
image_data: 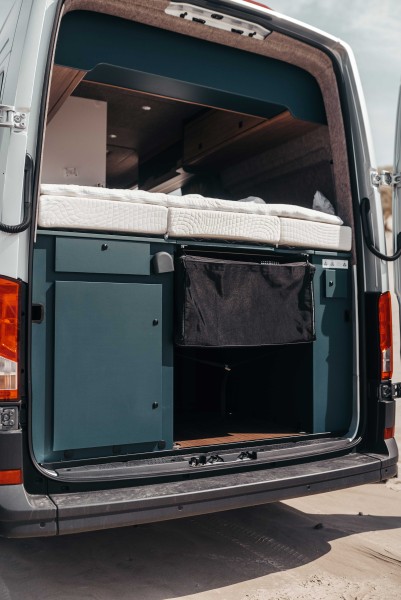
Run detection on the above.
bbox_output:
[175,254,315,347]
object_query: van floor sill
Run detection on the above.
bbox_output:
[50,436,356,483]
[175,431,303,449]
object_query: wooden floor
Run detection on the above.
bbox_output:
[174,416,304,449]
[174,431,301,449]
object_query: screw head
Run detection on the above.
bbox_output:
[101,243,108,251]
[153,319,159,326]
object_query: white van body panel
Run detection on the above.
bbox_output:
[393,84,401,312]
[0,0,58,281]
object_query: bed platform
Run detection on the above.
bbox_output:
[39,184,352,252]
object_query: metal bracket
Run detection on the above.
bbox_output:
[0,407,18,431]
[371,169,400,188]
[189,453,224,467]
[378,382,401,400]
[370,170,381,188]
[0,104,27,130]
[392,382,401,399]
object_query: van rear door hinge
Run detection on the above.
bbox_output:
[379,382,401,399]
[0,104,27,130]
[392,383,401,398]
[371,169,401,188]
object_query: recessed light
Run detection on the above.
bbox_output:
[109,134,117,139]
[141,105,152,111]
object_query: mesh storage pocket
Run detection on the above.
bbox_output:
[175,254,316,347]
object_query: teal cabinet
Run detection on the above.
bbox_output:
[53,281,162,451]
[32,233,174,463]
[55,237,150,275]
[312,256,352,433]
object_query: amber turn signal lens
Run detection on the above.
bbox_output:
[0,469,22,485]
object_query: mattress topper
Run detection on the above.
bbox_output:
[40,184,343,226]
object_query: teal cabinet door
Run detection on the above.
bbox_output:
[53,281,163,451]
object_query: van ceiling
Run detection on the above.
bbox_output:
[55,11,326,125]
[73,80,203,188]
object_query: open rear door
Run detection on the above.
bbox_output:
[393,85,401,330]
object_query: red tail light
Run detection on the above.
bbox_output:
[0,277,20,400]
[378,292,392,380]
[384,426,395,440]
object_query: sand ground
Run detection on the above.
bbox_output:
[0,239,400,599]
[0,431,400,600]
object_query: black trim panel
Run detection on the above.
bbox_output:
[0,431,22,470]
[1,449,397,537]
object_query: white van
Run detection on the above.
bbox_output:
[0,0,399,538]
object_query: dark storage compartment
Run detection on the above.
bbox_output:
[174,344,313,449]
[173,248,353,450]
[175,253,316,347]
[173,251,317,448]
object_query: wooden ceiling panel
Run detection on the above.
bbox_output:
[48,65,86,123]
[48,75,323,192]
[73,81,203,160]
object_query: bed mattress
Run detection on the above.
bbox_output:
[38,195,168,235]
[40,184,342,225]
[279,217,352,251]
[39,184,352,251]
[167,207,280,243]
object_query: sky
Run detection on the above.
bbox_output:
[264,0,401,166]
[1,0,400,165]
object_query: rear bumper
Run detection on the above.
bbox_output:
[0,449,397,538]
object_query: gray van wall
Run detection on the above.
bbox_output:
[222,126,335,208]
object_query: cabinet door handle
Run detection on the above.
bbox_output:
[152,252,174,274]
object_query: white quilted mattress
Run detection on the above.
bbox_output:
[38,195,168,235]
[40,184,343,225]
[168,207,280,243]
[38,184,352,251]
[280,217,352,251]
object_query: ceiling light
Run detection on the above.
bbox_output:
[142,106,152,111]
[109,134,117,139]
[165,2,271,40]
